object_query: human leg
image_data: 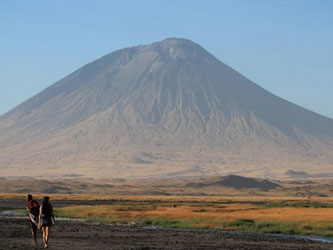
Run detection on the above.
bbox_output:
[42,227,47,248]
[30,220,38,246]
[45,226,50,247]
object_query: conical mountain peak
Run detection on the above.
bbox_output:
[119,37,213,63]
[148,37,200,50]
[0,39,332,179]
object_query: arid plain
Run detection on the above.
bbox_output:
[2,175,333,249]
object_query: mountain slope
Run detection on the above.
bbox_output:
[0,38,332,178]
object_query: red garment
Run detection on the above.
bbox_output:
[28,199,38,210]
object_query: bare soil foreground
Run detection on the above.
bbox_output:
[2,217,333,250]
[1,200,333,250]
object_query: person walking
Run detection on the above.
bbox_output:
[38,196,55,248]
[27,194,39,246]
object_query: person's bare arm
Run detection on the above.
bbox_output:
[38,206,42,228]
[51,205,56,224]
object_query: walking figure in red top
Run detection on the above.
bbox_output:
[27,194,39,246]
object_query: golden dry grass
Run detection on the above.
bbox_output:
[52,201,333,236]
[55,202,333,223]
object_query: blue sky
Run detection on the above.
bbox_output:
[1,0,332,118]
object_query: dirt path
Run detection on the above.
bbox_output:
[0,217,332,250]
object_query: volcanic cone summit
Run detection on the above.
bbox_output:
[0,38,332,178]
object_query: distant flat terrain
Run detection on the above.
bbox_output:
[2,175,333,197]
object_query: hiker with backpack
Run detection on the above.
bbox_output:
[38,196,55,248]
[27,194,39,246]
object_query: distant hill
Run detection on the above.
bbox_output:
[285,170,333,179]
[0,38,332,179]
[0,175,281,194]
[186,175,281,191]
[285,170,311,178]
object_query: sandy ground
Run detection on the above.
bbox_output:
[1,199,333,250]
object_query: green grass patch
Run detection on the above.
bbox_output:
[14,209,28,215]
[141,217,202,228]
[222,219,333,236]
[225,219,298,234]
[262,202,333,209]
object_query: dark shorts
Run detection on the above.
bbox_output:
[41,218,53,227]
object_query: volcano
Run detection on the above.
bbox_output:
[0,38,332,178]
